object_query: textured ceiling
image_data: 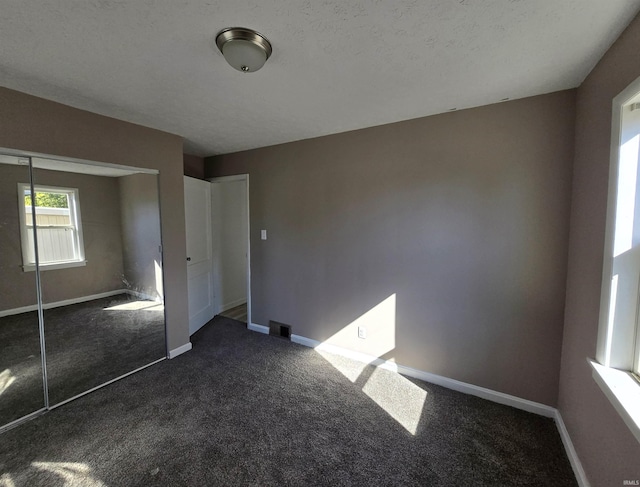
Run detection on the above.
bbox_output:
[0,1,639,156]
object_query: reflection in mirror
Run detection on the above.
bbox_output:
[30,158,166,405]
[0,156,45,428]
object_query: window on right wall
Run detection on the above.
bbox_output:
[592,75,640,444]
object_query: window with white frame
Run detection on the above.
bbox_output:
[18,184,86,270]
[593,77,640,444]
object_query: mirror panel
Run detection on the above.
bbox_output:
[31,158,166,405]
[0,157,45,428]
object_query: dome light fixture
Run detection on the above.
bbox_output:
[215,27,272,73]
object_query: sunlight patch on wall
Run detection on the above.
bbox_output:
[31,462,106,486]
[314,293,428,435]
[0,369,16,397]
[323,294,396,358]
[154,260,164,301]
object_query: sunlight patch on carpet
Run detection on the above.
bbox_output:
[104,300,164,311]
[316,350,369,382]
[0,369,16,397]
[314,293,427,434]
[31,462,106,486]
[361,367,427,435]
[0,473,16,487]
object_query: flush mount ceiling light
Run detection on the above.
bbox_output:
[215,27,272,73]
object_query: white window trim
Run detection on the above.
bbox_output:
[18,183,87,271]
[594,74,640,444]
[21,261,87,272]
[590,360,640,443]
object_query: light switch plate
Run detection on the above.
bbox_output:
[261,229,267,240]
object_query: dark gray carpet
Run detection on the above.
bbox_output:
[42,294,166,404]
[0,294,165,426]
[0,310,43,425]
[0,316,577,486]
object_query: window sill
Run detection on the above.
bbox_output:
[589,359,640,444]
[22,260,87,272]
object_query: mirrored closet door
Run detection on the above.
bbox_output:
[0,156,45,427]
[0,151,167,431]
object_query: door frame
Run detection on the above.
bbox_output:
[207,174,251,327]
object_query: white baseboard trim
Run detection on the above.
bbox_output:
[292,334,391,368]
[396,363,556,418]
[266,330,588,486]
[221,298,247,313]
[0,289,129,318]
[248,322,269,334]
[168,342,192,359]
[291,333,591,484]
[290,334,556,418]
[554,411,590,487]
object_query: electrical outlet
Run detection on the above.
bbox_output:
[358,326,367,339]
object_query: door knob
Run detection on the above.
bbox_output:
[186,257,191,261]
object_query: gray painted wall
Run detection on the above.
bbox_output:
[558,12,640,487]
[206,90,576,407]
[35,168,125,305]
[0,166,125,309]
[183,153,204,179]
[119,173,163,300]
[0,164,40,310]
[0,87,189,351]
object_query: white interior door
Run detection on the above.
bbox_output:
[184,176,215,335]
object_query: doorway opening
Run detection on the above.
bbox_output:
[207,175,251,327]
